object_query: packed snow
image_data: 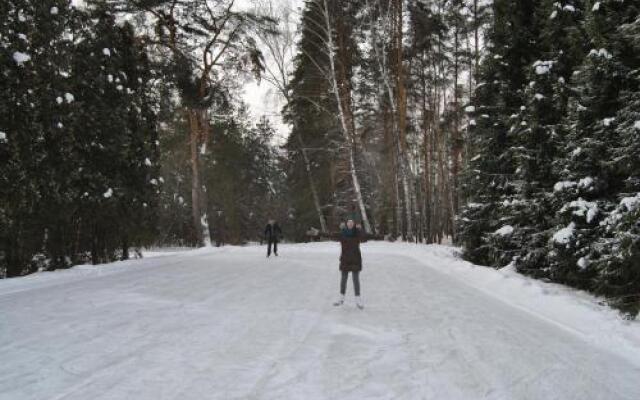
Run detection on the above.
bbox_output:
[1,243,639,400]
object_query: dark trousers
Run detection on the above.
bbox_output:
[340,271,360,296]
[267,239,278,256]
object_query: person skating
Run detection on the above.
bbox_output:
[264,219,282,257]
[324,219,372,309]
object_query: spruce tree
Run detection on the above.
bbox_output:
[459,0,540,266]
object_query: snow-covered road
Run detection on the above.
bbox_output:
[1,243,639,400]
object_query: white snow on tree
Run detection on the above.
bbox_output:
[12,51,31,66]
[103,188,113,198]
[494,225,514,236]
[553,223,575,245]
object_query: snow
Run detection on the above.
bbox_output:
[534,93,545,101]
[102,48,111,57]
[103,188,113,198]
[12,51,31,66]
[144,158,152,167]
[64,93,74,103]
[533,60,553,75]
[464,105,475,113]
[150,178,158,185]
[562,198,599,223]
[603,117,615,127]
[563,5,575,12]
[577,257,588,270]
[620,194,640,212]
[1,243,639,400]
[634,121,640,130]
[0,131,6,142]
[593,2,601,11]
[494,225,514,236]
[554,181,576,192]
[578,176,594,189]
[50,6,59,15]
[56,96,64,105]
[553,222,575,245]
[589,48,612,60]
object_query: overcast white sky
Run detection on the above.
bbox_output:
[71,0,302,143]
[239,0,303,144]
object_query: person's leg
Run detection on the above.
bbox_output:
[352,271,361,296]
[334,270,348,306]
[274,239,278,256]
[340,271,349,295]
[267,239,272,256]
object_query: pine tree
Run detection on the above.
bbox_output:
[459,0,541,266]
[587,1,640,315]
[547,0,637,289]
[509,0,587,277]
[1,2,159,276]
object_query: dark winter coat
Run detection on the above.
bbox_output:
[326,228,368,272]
[264,223,282,242]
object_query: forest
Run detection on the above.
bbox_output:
[1,0,638,315]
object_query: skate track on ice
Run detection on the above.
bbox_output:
[1,242,639,400]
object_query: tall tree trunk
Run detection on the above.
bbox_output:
[322,0,372,234]
[187,98,213,247]
[298,135,328,232]
[394,0,413,241]
[188,109,205,246]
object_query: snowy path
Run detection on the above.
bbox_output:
[1,243,639,400]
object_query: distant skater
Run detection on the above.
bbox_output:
[324,219,372,309]
[264,219,282,257]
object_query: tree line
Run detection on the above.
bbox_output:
[1,0,284,277]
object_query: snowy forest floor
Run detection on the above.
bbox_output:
[1,242,639,400]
